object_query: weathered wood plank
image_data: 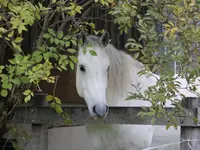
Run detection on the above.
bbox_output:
[181,127,200,150]
[10,105,197,126]
[181,97,200,150]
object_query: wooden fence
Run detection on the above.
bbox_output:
[7,97,200,150]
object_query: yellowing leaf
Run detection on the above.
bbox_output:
[14,37,23,43]
[69,56,78,63]
[0,27,6,33]
[54,97,61,104]
[23,89,31,96]
[46,95,53,102]
[1,89,8,97]
[24,95,31,103]
[8,31,14,38]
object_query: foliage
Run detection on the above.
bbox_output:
[0,0,115,147]
[0,0,81,122]
[0,0,47,52]
[110,0,200,129]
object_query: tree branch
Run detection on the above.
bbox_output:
[36,12,51,49]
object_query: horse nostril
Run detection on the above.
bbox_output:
[93,106,97,114]
[92,105,109,117]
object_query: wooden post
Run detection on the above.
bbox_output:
[181,97,200,149]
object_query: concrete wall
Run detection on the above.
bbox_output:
[48,126,94,150]
[48,125,180,150]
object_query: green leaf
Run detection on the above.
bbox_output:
[54,97,61,104]
[57,31,63,39]
[65,41,70,47]
[67,48,76,53]
[50,37,54,43]
[17,24,27,34]
[107,0,114,3]
[24,95,31,103]
[11,78,21,85]
[20,76,29,84]
[166,122,171,130]
[89,50,97,56]
[36,55,43,63]
[55,105,63,114]
[86,44,93,48]
[0,66,5,70]
[14,54,23,61]
[59,55,67,65]
[48,28,56,36]
[14,37,23,43]
[54,39,60,45]
[0,66,5,74]
[64,118,72,125]
[32,51,42,57]
[50,102,56,108]
[69,61,74,70]
[38,46,46,52]
[1,75,8,83]
[1,89,8,97]
[125,95,135,100]
[23,89,31,96]
[43,33,51,39]
[51,0,56,4]
[53,53,59,60]
[43,52,52,60]
[46,95,53,102]
[59,40,65,46]
[2,83,12,90]
[69,56,78,63]
[70,39,77,45]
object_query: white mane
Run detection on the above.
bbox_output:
[104,43,157,106]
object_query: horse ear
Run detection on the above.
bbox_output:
[78,31,87,47]
[100,31,109,47]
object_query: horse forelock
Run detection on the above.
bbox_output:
[80,35,102,49]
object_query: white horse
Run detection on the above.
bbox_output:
[75,31,200,150]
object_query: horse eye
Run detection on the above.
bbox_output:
[107,66,110,72]
[80,65,85,72]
